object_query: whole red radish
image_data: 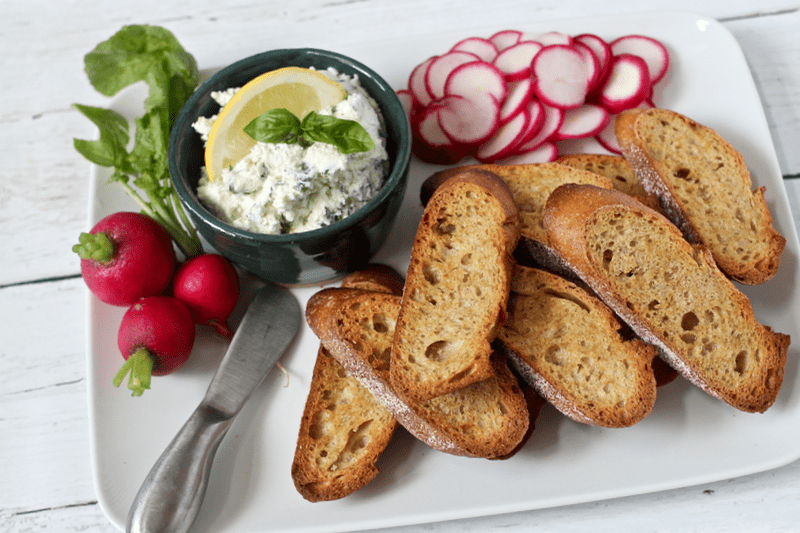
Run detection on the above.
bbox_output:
[113,295,196,396]
[73,212,177,306]
[172,254,240,340]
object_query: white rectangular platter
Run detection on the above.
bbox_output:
[86,10,800,533]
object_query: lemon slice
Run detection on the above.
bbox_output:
[204,66,347,182]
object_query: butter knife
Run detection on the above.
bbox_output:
[126,284,301,533]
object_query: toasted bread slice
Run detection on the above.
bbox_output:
[391,168,520,402]
[498,265,658,427]
[615,107,785,284]
[422,162,613,281]
[422,162,612,244]
[306,287,530,459]
[556,153,661,211]
[292,265,404,502]
[543,183,790,412]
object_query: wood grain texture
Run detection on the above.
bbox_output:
[2,1,800,531]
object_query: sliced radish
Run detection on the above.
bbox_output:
[414,102,451,147]
[595,100,654,154]
[518,97,546,145]
[501,142,558,164]
[438,93,501,145]
[573,41,602,93]
[489,29,522,51]
[574,33,613,88]
[530,31,573,47]
[451,36,499,62]
[493,41,543,81]
[552,103,609,140]
[409,56,437,107]
[475,109,531,162]
[425,51,481,100]
[610,34,669,85]
[412,103,468,164]
[444,61,508,103]
[515,103,563,153]
[595,116,621,154]
[598,53,651,113]
[531,45,590,109]
[396,89,415,117]
[404,28,669,166]
[499,77,534,124]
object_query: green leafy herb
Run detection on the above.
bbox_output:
[244,109,375,154]
[73,25,204,258]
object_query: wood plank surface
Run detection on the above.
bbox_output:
[2,1,799,531]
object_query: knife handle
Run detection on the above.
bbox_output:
[126,405,233,533]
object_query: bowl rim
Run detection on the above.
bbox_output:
[169,47,412,244]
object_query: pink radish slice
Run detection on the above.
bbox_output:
[530,31,573,46]
[501,142,558,164]
[499,77,534,123]
[412,104,468,164]
[396,89,415,117]
[595,100,654,154]
[598,53,651,113]
[444,61,508,103]
[575,33,613,87]
[451,36,499,62]
[517,31,541,44]
[553,104,609,140]
[610,34,669,84]
[493,41,542,81]
[475,109,531,162]
[438,93,501,145]
[573,41,602,93]
[515,97,545,147]
[425,51,481,100]
[515,103,563,153]
[489,29,522,51]
[531,44,590,109]
[409,56,437,107]
[414,103,451,147]
[595,116,621,154]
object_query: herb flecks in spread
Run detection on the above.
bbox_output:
[193,68,389,236]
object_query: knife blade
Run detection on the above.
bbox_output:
[126,284,301,533]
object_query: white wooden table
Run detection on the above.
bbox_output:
[3,1,800,531]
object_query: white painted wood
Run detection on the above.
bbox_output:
[2,1,800,531]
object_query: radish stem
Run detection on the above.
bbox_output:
[113,348,154,397]
[72,232,114,262]
[73,26,205,261]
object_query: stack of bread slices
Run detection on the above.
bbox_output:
[292,108,790,502]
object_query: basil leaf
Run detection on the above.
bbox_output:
[242,109,375,154]
[244,108,302,144]
[301,111,375,154]
[298,112,338,145]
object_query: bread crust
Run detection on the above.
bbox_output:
[499,265,658,428]
[306,287,531,458]
[543,183,789,413]
[291,266,404,502]
[615,107,786,285]
[391,168,520,402]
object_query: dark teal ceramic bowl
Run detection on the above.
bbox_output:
[169,48,411,286]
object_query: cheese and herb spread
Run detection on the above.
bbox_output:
[192,68,389,235]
